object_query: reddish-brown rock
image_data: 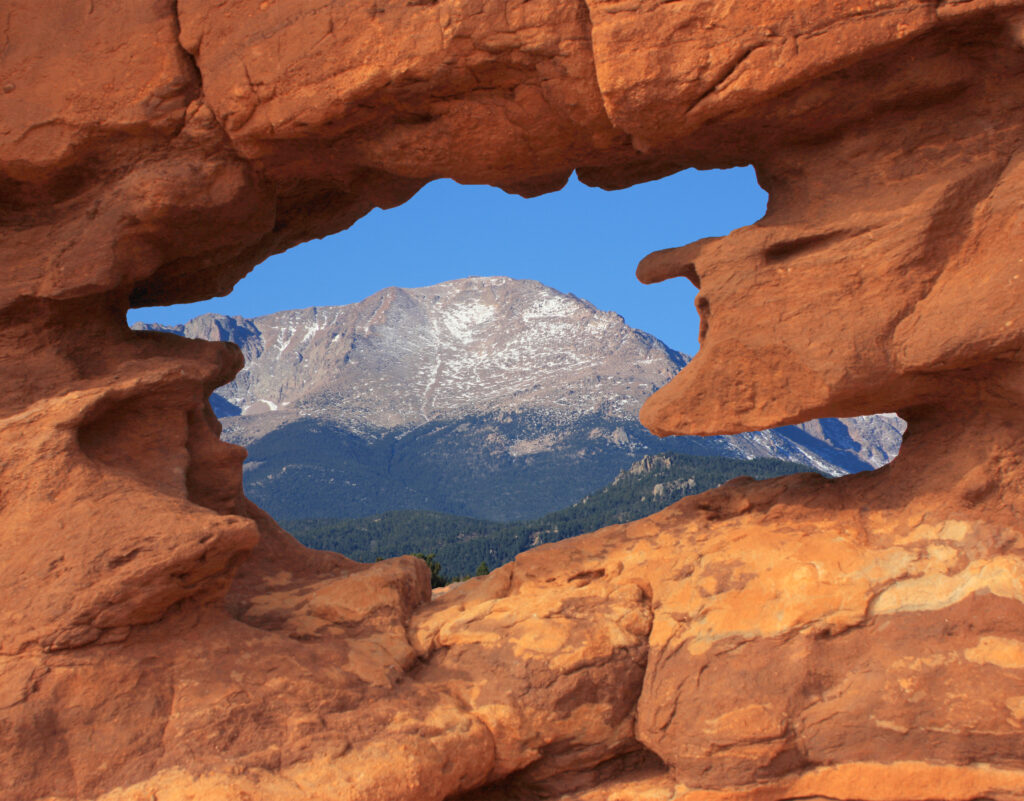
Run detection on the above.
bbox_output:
[3,1,1024,799]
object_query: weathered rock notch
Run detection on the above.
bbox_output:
[2,1,1024,799]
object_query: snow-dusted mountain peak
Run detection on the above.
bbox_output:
[137,276,688,437]
[134,276,904,484]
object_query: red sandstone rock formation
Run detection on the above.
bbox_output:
[3,1,1024,799]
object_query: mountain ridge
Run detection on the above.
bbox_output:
[135,276,905,520]
[141,276,687,439]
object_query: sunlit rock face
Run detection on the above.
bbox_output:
[2,2,1024,800]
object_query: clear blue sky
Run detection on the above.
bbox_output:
[128,167,766,357]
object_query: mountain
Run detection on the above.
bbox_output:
[140,276,688,439]
[135,276,905,520]
[285,452,815,580]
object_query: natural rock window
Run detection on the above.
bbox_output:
[128,170,902,573]
[3,3,1023,800]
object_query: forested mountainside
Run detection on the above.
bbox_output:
[286,452,815,580]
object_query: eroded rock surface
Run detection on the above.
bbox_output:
[3,1,1024,799]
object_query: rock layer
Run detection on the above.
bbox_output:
[2,1,1024,800]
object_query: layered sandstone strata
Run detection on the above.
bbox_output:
[2,1,1023,799]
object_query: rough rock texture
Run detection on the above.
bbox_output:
[2,1,1024,800]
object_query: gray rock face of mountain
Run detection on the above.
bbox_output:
[135,276,905,519]
[146,276,687,438]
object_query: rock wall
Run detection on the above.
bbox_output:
[2,1,1024,799]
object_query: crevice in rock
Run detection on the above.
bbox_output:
[450,747,668,801]
[684,45,764,117]
[170,0,203,100]
[762,228,859,264]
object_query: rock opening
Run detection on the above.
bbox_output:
[2,2,1024,799]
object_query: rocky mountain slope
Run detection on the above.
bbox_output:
[140,276,688,436]
[137,277,904,520]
